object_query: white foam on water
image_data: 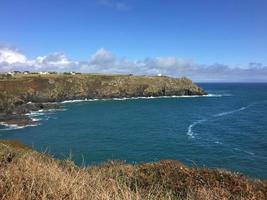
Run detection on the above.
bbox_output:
[61,99,99,103]
[61,94,226,104]
[0,108,66,131]
[233,148,255,156]
[46,108,67,112]
[31,118,41,122]
[0,122,39,131]
[186,103,253,139]
[207,93,232,97]
[26,112,45,117]
[187,119,207,139]
[213,106,247,117]
[185,100,267,159]
[26,108,66,116]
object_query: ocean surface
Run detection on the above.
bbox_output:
[1,83,267,179]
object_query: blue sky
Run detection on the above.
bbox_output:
[0,0,267,82]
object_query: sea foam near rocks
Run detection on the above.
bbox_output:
[0,122,39,131]
[61,94,225,104]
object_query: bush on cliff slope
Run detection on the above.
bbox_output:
[0,140,266,200]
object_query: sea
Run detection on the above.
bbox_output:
[0,83,267,179]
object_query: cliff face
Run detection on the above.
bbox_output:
[0,74,206,113]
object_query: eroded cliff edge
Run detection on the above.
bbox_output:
[0,74,206,126]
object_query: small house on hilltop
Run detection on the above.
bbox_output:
[7,72,14,76]
[38,72,49,75]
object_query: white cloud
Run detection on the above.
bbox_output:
[0,45,266,82]
[0,46,27,64]
[89,48,116,66]
[0,46,78,72]
[34,52,78,72]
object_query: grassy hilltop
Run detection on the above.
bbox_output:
[0,73,205,113]
[0,140,266,200]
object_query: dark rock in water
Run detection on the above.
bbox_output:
[0,103,61,127]
[13,103,61,115]
[0,113,33,127]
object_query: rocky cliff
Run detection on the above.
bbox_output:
[0,73,206,125]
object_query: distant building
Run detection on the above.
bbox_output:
[23,71,30,74]
[157,73,162,77]
[7,72,15,76]
[38,72,49,75]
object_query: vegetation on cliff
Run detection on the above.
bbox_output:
[0,140,266,200]
[0,73,206,126]
[0,73,205,113]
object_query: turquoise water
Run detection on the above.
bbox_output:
[1,83,267,179]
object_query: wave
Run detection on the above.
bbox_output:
[233,147,255,156]
[31,118,41,122]
[187,119,207,138]
[26,112,45,117]
[26,108,66,116]
[211,100,266,118]
[61,94,226,104]
[186,99,267,139]
[187,103,253,139]
[61,99,99,103]
[205,94,230,97]
[214,141,223,145]
[0,122,39,131]
[213,106,247,117]
[0,108,66,131]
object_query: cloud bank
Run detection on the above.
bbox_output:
[0,45,266,82]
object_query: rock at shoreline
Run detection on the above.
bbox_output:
[0,103,61,127]
[13,102,61,115]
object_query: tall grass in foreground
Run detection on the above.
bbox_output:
[0,140,266,200]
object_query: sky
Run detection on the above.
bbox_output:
[0,0,267,82]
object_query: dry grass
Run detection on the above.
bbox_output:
[0,140,266,200]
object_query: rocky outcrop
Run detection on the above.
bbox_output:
[0,74,206,126]
[0,103,61,127]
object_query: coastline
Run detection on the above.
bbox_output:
[0,95,206,128]
[0,93,228,129]
[0,74,207,128]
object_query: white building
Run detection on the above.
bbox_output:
[7,72,15,76]
[38,72,49,75]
